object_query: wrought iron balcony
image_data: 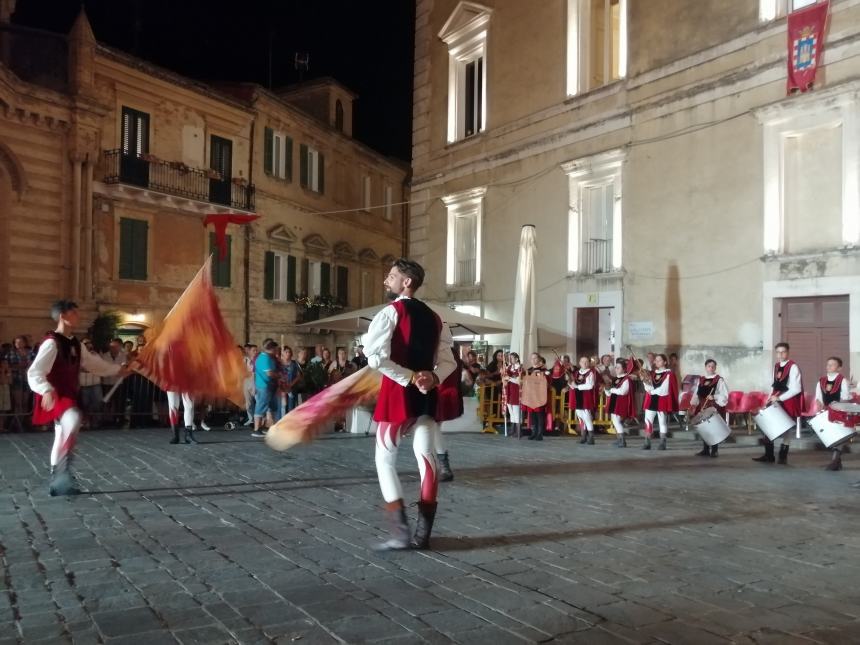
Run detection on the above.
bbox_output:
[102,150,255,211]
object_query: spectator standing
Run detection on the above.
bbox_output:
[0,355,11,432]
[251,340,279,438]
[279,346,301,416]
[100,338,127,427]
[352,345,368,370]
[78,339,103,429]
[243,344,258,426]
[8,336,34,429]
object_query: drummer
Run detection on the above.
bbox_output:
[815,356,852,471]
[690,359,729,458]
[754,342,804,465]
[642,354,679,451]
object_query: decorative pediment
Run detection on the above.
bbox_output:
[303,233,330,254]
[267,224,297,245]
[380,254,396,267]
[333,241,356,260]
[438,1,492,45]
[358,247,379,263]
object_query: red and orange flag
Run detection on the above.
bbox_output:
[135,257,245,405]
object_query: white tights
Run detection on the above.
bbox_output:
[611,413,625,436]
[166,392,194,429]
[375,415,439,504]
[576,409,594,432]
[51,408,82,468]
[644,410,667,437]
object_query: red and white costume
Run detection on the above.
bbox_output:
[504,362,522,423]
[362,297,455,505]
[569,368,597,433]
[606,373,635,436]
[28,333,121,483]
[690,374,729,417]
[434,347,464,456]
[643,368,679,438]
[815,373,850,408]
[771,359,804,443]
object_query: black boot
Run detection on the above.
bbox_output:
[579,432,588,444]
[696,441,710,456]
[777,444,790,465]
[616,435,627,448]
[170,426,180,444]
[587,432,595,445]
[710,443,719,458]
[410,501,437,550]
[375,500,410,551]
[49,459,82,497]
[438,452,454,482]
[825,449,842,471]
[642,436,652,450]
[753,441,775,463]
[658,436,668,451]
[184,426,198,444]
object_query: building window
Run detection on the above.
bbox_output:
[336,265,349,305]
[383,185,393,221]
[208,232,231,288]
[439,3,491,143]
[443,187,486,286]
[567,0,627,96]
[264,251,298,302]
[120,107,150,187]
[263,128,292,181]
[760,0,818,21]
[562,150,624,274]
[758,92,860,254]
[300,144,325,193]
[118,217,148,281]
[335,100,344,132]
[362,175,372,211]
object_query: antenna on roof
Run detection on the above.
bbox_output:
[294,52,309,83]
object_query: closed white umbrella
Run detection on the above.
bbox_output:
[510,225,537,361]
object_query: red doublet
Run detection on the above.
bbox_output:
[693,375,726,416]
[643,370,680,413]
[608,375,635,418]
[32,333,81,425]
[504,366,521,405]
[772,360,805,418]
[569,368,598,412]
[373,299,443,424]
[819,374,844,407]
[435,349,464,422]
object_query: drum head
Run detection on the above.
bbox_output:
[831,401,860,413]
[691,406,717,426]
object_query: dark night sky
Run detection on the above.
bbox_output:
[12,0,416,161]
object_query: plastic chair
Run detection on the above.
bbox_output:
[739,391,765,434]
[725,391,744,427]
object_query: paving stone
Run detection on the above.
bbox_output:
[92,606,164,637]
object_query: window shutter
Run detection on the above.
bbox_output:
[320,262,331,297]
[336,266,348,305]
[301,258,309,295]
[299,144,308,187]
[139,112,150,154]
[285,137,293,181]
[318,152,325,194]
[263,127,273,174]
[119,218,133,278]
[287,255,297,301]
[209,232,231,287]
[264,251,275,300]
[121,109,131,154]
[130,219,148,280]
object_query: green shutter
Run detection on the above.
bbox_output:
[299,144,308,187]
[119,218,133,278]
[209,232,231,287]
[264,251,275,300]
[287,255,297,300]
[318,152,325,194]
[320,262,331,297]
[133,219,148,280]
[263,127,273,174]
[285,137,293,182]
[336,266,348,305]
[301,258,309,294]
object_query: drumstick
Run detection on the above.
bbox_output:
[102,377,124,404]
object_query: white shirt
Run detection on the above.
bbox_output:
[574,368,595,390]
[690,374,729,407]
[607,376,630,396]
[79,349,103,387]
[775,360,802,402]
[815,373,851,405]
[362,296,456,387]
[29,338,122,396]
[644,368,671,396]
[100,349,127,384]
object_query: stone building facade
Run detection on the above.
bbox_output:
[0,5,406,351]
[410,0,860,390]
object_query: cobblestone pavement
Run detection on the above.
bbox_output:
[1,428,860,644]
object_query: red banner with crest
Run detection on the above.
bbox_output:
[787,1,829,95]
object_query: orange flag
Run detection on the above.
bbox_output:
[135,257,245,406]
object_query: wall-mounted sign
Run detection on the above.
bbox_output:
[627,321,654,341]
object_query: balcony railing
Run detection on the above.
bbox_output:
[582,239,613,274]
[0,24,68,92]
[103,150,255,211]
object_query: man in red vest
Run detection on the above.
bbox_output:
[28,300,131,496]
[754,341,804,465]
[363,259,456,550]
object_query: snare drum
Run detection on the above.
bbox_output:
[810,410,856,449]
[829,401,860,428]
[691,407,731,446]
[754,403,795,442]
